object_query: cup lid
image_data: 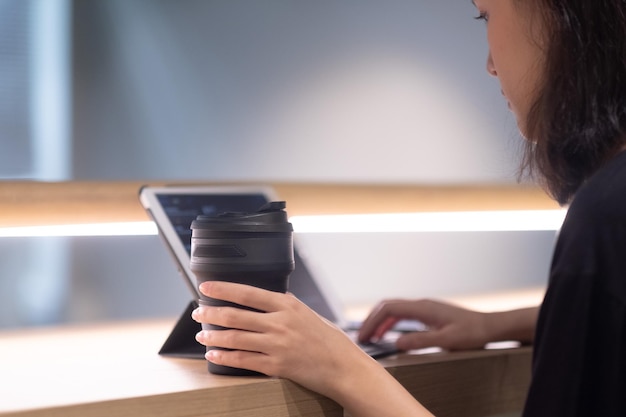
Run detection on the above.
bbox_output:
[191,201,293,233]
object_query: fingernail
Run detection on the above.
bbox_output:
[195,330,207,343]
[199,281,211,294]
[206,350,219,363]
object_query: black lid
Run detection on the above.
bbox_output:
[190,201,293,233]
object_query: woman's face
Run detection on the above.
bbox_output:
[473,0,545,138]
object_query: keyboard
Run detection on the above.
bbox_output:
[358,340,400,359]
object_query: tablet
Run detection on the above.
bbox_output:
[138,184,342,324]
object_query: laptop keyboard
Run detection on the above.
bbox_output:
[358,340,399,359]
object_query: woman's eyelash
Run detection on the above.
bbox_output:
[474,12,488,22]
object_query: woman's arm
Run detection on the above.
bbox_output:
[482,307,538,345]
[192,281,434,417]
[358,299,539,351]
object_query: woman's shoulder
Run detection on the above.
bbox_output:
[567,150,626,221]
[550,150,626,286]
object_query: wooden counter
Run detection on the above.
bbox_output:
[0,180,558,227]
[0,319,532,417]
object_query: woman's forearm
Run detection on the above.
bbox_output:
[482,307,539,345]
[329,352,435,417]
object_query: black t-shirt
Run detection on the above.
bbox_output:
[523,150,626,416]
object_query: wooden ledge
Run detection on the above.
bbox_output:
[0,181,559,227]
[0,319,532,417]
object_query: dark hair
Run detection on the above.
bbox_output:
[521,0,626,205]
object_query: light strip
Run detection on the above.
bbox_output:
[290,209,567,233]
[0,209,567,237]
[0,221,158,238]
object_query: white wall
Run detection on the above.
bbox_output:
[72,0,521,184]
[296,231,555,309]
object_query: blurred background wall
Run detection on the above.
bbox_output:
[0,1,554,330]
[70,0,519,183]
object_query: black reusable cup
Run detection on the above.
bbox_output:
[190,201,294,376]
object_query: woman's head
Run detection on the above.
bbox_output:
[475,0,626,204]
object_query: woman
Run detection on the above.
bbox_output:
[192,0,626,415]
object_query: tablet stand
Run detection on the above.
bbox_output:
[159,301,206,359]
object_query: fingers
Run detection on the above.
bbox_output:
[358,301,401,343]
[192,304,269,333]
[196,328,267,354]
[205,347,274,376]
[192,282,309,353]
[198,281,286,313]
[355,316,399,344]
[204,348,301,379]
[358,299,438,343]
[193,309,285,367]
[395,330,447,351]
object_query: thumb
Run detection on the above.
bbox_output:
[395,330,446,351]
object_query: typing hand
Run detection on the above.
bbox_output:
[357,299,490,351]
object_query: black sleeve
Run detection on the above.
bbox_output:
[522,162,626,417]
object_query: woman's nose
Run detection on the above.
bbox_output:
[486,51,497,77]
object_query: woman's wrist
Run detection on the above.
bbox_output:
[329,351,434,417]
[482,307,538,345]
